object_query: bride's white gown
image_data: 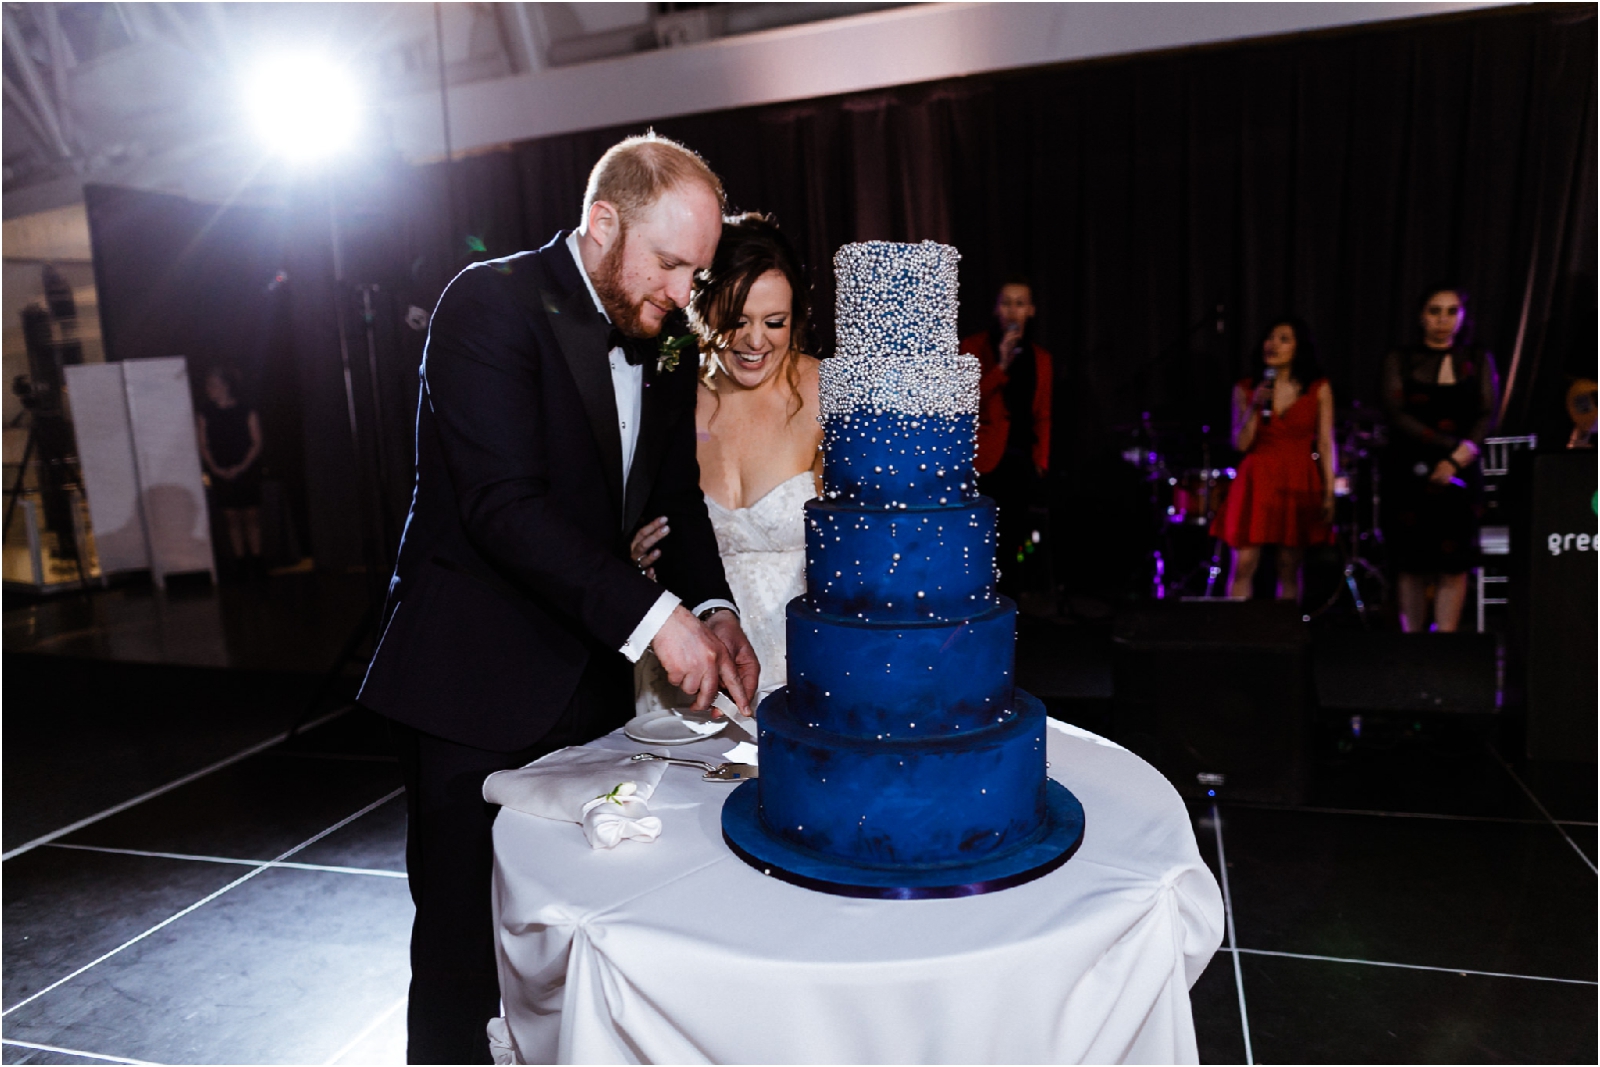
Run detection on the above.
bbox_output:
[634,470,814,720]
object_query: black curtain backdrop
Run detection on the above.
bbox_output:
[92,5,1595,577]
[83,183,309,556]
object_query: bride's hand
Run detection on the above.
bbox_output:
[630,516,668,581]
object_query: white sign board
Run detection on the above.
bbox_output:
[63,357,215,586]
[64,362,149,576]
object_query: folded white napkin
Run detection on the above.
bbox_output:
[581,786,662,848]
[483,748,669,850]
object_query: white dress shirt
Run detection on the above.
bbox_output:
[564,232,736,662]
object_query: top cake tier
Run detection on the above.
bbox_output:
[834,241,961,359]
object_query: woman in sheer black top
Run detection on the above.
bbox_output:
[1380,287,1500,633]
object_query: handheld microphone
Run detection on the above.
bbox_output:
[1260,366,1278,421]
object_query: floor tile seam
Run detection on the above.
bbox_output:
[1217,802,1595,827]
[1233,947,1599,986]
[2,1034,153,1063]
[44,841,408,879]
[0,705,354,862]
[0,788,405,1020]
[1485,746,1599,875]
[1209,803,1254,1066]
[323,991,409,1064]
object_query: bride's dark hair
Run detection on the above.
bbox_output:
[690,212,810,418]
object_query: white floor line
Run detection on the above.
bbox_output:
[1487,748,1598,876]
[1225,801,1597,827]
[324,992,409,1064]
[1209,803,1254,1065]
[1,1037,152,1064]
[1,706,354,862]
[1236,947,1598,986]
[46,841,408,879]
[1,788,403,1019]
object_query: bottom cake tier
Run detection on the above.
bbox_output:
[722,689,1084,898]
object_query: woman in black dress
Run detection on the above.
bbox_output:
[196,367,264,577]
[1381,287,1500,632]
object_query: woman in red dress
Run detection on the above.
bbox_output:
[1213,317,1337,601]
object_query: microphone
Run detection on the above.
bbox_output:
[1260,366,1278,422]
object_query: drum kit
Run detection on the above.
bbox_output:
[1117,406,1389,618]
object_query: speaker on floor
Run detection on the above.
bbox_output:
[1312,631,1498,715]
[1112,600,1309,805]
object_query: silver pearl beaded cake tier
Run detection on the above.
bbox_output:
[824,240,976,418]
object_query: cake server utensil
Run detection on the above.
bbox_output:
[630,752,758,782]
[702,762,758,781]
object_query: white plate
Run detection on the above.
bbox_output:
[623,715,728,746]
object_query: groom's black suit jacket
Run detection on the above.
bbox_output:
[359,231,732,751]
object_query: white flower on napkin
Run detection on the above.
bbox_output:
[580,786,663,849]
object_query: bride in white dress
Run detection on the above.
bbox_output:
[631,214,822,726]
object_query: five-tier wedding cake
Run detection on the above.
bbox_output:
[720,240,1084,897]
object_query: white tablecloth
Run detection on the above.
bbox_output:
[490,719,1224,1065]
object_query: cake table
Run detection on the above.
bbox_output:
[488,719,1224,1065]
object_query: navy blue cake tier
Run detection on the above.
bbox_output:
[785,599,1015,736]
[756,689,1045,866]
[804,498,998,622]
[722,240,1083,897]
[821,411,978,509]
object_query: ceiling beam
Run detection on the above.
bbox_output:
[2,7,73,161]
[153,2,213,68]
[38,3,75,151]
[3,73,56,158]
[509,2,546,75]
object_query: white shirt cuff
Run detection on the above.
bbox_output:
[620,590,680,664]
[690,599,739,619]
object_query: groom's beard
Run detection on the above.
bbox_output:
[592,229,660,339]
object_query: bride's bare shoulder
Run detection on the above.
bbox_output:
[794,353,822,392]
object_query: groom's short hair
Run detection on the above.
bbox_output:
[582,132,726,229]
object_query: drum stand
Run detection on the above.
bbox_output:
[1204,538,1227,597]
[1306,455,1386,625]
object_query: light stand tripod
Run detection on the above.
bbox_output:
[4,285,92,595]
[285,190,398,741]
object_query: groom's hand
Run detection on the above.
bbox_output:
[651,606,750,715]
[703,610,759,716]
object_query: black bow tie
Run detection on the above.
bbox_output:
[608,327,650,367]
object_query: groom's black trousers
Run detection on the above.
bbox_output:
[388,658,632,1065]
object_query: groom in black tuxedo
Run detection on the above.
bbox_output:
[359,134,758,1064]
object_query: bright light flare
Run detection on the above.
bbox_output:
[246,54,361,162]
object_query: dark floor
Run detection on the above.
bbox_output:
[2,579,1595,1064]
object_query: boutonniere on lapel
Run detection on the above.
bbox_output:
[652,309,695,377]
[656,331,696,375]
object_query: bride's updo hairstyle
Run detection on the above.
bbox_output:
[690,212,811,414]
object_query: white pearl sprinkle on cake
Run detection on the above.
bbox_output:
[819,354,979,418]
[823,239,976,420]
[833,240,961,360]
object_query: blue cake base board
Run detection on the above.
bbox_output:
[721,778,1085,899]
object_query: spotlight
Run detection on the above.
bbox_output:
[246,53,360,162]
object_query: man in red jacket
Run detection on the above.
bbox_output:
[960,278,1053,598]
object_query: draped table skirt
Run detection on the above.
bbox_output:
[489,719,1224,1065]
